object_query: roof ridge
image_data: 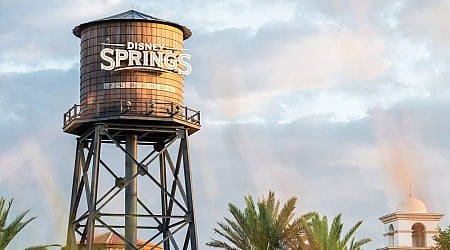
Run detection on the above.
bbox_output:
[106,231,113,243]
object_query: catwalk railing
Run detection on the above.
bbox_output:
[63,100,201,128]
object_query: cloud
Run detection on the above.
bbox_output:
[399,0,450,51]
[372,109,428,199]
[0,96,24,122]
[1,1,449,249]
[385,36,446,86]
[0,134,68,245]
[187,18,391,123]
[0,0,123,73]
[277,82,431,124]
[185,0,450,127]
[0,59,77,74]
[139,0,298,33]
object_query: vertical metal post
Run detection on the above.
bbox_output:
[66,125,200,249]
[86,126,102,249]
[125,134,138,249]
[160,150,169,249]
[66,139,82,250]
[181,130,199,249]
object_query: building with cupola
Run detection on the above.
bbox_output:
[378,196,444,249]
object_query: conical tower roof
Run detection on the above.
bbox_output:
[73,9,191,39]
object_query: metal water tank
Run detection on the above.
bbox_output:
[64,10,199,135]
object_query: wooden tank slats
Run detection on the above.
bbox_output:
[78,21,186,121]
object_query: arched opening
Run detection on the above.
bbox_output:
[411,223,426,247]
[388,224,394,246]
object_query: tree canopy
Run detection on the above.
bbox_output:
[206,191,308,249]
[0,197,36,250]
[207,191,371,250]
[302,212,371,250]
[432,225,450,250]
[0,197,60,250]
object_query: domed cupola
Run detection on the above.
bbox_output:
[396,196,428,213]
[378,195,444,249]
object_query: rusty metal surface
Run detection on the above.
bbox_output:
[63,101,201,136]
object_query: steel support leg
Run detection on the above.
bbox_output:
[65,125,199,250]
[160,150,170,250]
[86,126,102,249]
[125,134,138,249]
[66,139,82,250]
[181,131,199,249]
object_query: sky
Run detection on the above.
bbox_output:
[0,0,449,249]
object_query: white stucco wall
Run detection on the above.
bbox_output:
[382,218,441,248]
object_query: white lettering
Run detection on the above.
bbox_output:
[100,42,192,75]
[178,54,192,76]
[103,82,176,93]
[164,52,177,70]
[127,42,134,49]
[100,48,115,70]
[142,51,149,66]
[115,49,128,67]
[128,50,142,66]
[150,52,163,68]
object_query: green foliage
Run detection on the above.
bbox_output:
[206,191,307,250]
[0,197,61,250]
[24,245,62,250]
[207,192,371,250]
[432,225,450,250]
[302,212,371,250]
[0,197,36,250]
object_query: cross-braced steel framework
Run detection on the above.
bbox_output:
[66,123,198,249]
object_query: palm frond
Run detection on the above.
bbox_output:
[0,197,36,249]
[24,244,62,250]
[329,213,342,248]
[302,212,372,250]
[349,237,371,250]
[207,191,302,249]
[341,220,363,247]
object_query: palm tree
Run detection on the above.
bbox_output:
[0,197,60,250]
[0,197,36,249]
[207,191,308,250]
[303,212,371,250]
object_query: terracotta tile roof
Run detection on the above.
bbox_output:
[78,232,162,249]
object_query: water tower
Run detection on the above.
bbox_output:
[63,10,200,250]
